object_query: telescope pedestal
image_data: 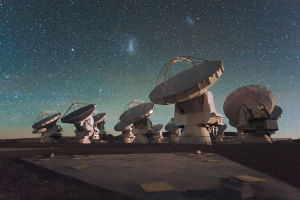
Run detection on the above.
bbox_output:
[41,125,61,143]
[153,133,163,143]
[131,118,152,144]
[75,135,91,144]
[214,135,225,143]
[92,128,100,140]
[171,135,180,143]
[122,129,135,143]
[174,92,219,145]
[90,128,100,143]
[177,125,212,145]
[132,133,149,144]
[244,134,272,143]
[170,129,181,143]
[213,131,225,143]
[41,133,56,143]
[74,116,94,144]
[90,133,100,144]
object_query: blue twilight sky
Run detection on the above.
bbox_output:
[1,0,300,139]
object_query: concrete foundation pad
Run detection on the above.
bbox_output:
[139,182,175,192]
[230,175,266,183]
[23,153,300,200]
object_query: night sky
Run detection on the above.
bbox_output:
[1,0,300,139]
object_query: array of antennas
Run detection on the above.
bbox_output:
[155,56,209,91]
[124,100,145,111]
[33,111,59,124]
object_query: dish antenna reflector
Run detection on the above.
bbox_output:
[223,85,282,143]
[32,111,61,129]
[270,105,283,120]
[32,128,46,134]
[32,111,62,143]
[149,56,224,105]
[120,101,155,124]
[61,103,96,124]
[149,57,224,145]
[93,112,107,124]
[229,120,238,128]
[62,103,96,144]
[114,121,133,132]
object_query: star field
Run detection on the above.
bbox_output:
[1,0,300,139]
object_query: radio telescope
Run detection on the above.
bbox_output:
[32,111,63,143]
[223,85,283,143]
[61,103,96,144]
[165,118,181,143]
[92,112,107,142]
[119,100,155,144]
[149,56,224,145]
[114,121,135,143]
[151,124,164,143]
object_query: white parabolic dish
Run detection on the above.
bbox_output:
[32,112,61,129]
[229,120,238,128]
[32,128,47,134]
[270,105,283,120]
[149,60,224,105]
[223,85,275,124]
[114,121,133,131]
[165,121,178,132]
[119,102,155,124]
[93,113,107,124]
[152,124,163,132]
[61,104,96,124]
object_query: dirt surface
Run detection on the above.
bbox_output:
[1,142,300,199]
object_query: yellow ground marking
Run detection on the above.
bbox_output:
[139,182,175,192]
[70,165,92,169]
[203,160,222,163]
